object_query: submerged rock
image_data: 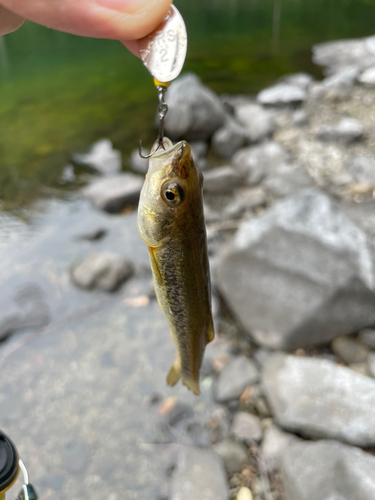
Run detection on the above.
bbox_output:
[72,139,122,175]
[263,354,375,446]
[164,73,226,141]
[257,83,307,106]
[216,189,375,350]
[83,174,143,213]
[317,118,364,144]
[280,440,375,500]
[170,447,229,500]
[71,253,133,292]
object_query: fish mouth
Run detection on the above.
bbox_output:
[152,138,191,160]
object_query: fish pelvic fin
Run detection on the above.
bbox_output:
[181,375,201,396]
[207,323,215,344]
[167,360,181,387]
[147,246,163,285]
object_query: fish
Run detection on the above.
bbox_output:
[137,137,214,395]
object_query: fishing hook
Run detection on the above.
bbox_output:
[139,85,169,159]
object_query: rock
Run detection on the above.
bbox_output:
[72,139,122,175]
[261,425,298,471]
[76,228,107,241]
[167,401,195,427]
[164,73,227,141]
[236,487,253,500]
[262,354,375,446]
[191,141,209,170]
[153,421,175,444]
[0,284,50,341]
[216,188,375,350]
[348,155,375,186]
[203,166,244,193]
[323,65,360,90]
[257,83,307,107]
[62,442,91,475]
[262,163,313,198]
[368,352,375,378]
[212,438,248,474]
[83,174,143,213]
[235,103,275,143]
[313,35,375,73]
[170,447,229,500]
[349,362,369,376]
[331,336,369,364]
[232,141,288,184]
[292,109,308,127]
[130,148,149,174]
[224,188,267,219]
[360,328,375,349]
[279,73,314,90]
[280,440,375,500]
[215,356,259,403]
[317,118,364,144]
[211,118,248,159]
[230,412,262,444]
[358,65,375,87]
[71,253,133,292]
[59,164,76,184]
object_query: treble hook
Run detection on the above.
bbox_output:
[139,85,169,159]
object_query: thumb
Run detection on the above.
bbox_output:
[0,0,173,41]
[0,5,24,35]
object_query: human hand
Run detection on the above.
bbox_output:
[0,0,173,56]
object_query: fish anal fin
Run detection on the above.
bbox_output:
[181,376,201,396]
[167,360,181,387]
[147,246,163,285]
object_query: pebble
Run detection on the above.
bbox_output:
[71,253,133,292]
[261,425,299,471]
[331,336,369,364]
[215,356,259,403]
[230,412,262,443]
[236,486,253,500]
[316,118,364,144]
[212,438,248,474]
[257,83,307,106]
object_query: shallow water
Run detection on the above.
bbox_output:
[1,0,375,210]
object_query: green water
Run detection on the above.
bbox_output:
[1,0,375,210]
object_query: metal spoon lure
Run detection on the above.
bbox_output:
[137,5,188,158]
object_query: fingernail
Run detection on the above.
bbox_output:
[95,0,158,14]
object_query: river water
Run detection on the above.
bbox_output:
[0,0,375,210]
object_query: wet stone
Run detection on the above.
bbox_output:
[62,442,92,475]
[230,412,262,444]
[212,438,248,474]
[316,118,364,144]
[331,336,369,364]
[215,356,259,403]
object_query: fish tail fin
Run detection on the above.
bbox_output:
[181,375,201,396]
[166,360,181,387]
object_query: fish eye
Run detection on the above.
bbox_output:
[161,181,184,207]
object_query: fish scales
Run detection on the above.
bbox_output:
[137,138,214,395]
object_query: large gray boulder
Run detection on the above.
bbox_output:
[170,447,229,500]
[83,174,143,213]
[164,73,227,141]
[263,354,375,446]
[216,188,375,349]
[280,440,375,500]
[313,35,375,73]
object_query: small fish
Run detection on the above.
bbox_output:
[137,138,214,395]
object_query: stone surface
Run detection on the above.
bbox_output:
[292,109,308,126]
[279,73,314,90]
[0,284,49,341]
[236,487,253,500]
[235,103,275,143]
[211,117,248,159]
[224,188,267,219]
[368,352,375,378]
[323,65,360,90]
[280,440,375,500]
[232,141,288,184]
[261,425,298,471]
[263,354,375,446]
[62,442,92,475]
[348,155,375,186]
[170,447,229,500]
[317,118,364,144]
[191,141,209,170]
[216,188,375,350]
[230,412,262,444]
[164,73,226,141]
[203,166,244,193]
[257,83,307,106]
[360,328,375,349]
[313,35,375,72]
[71,253,133,292]
[83,173,143,213]
[358,65,375,87]
[215,356,259,403]
[262,163,313,198]
[212,438,248,474]
[130,148,149,174]
[72,139,122,175]
[331,336,369,364]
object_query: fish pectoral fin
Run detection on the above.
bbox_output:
[207,324,215,344]
[181,375,201,396]
[147,246,163,285]
[167,360,181,387]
